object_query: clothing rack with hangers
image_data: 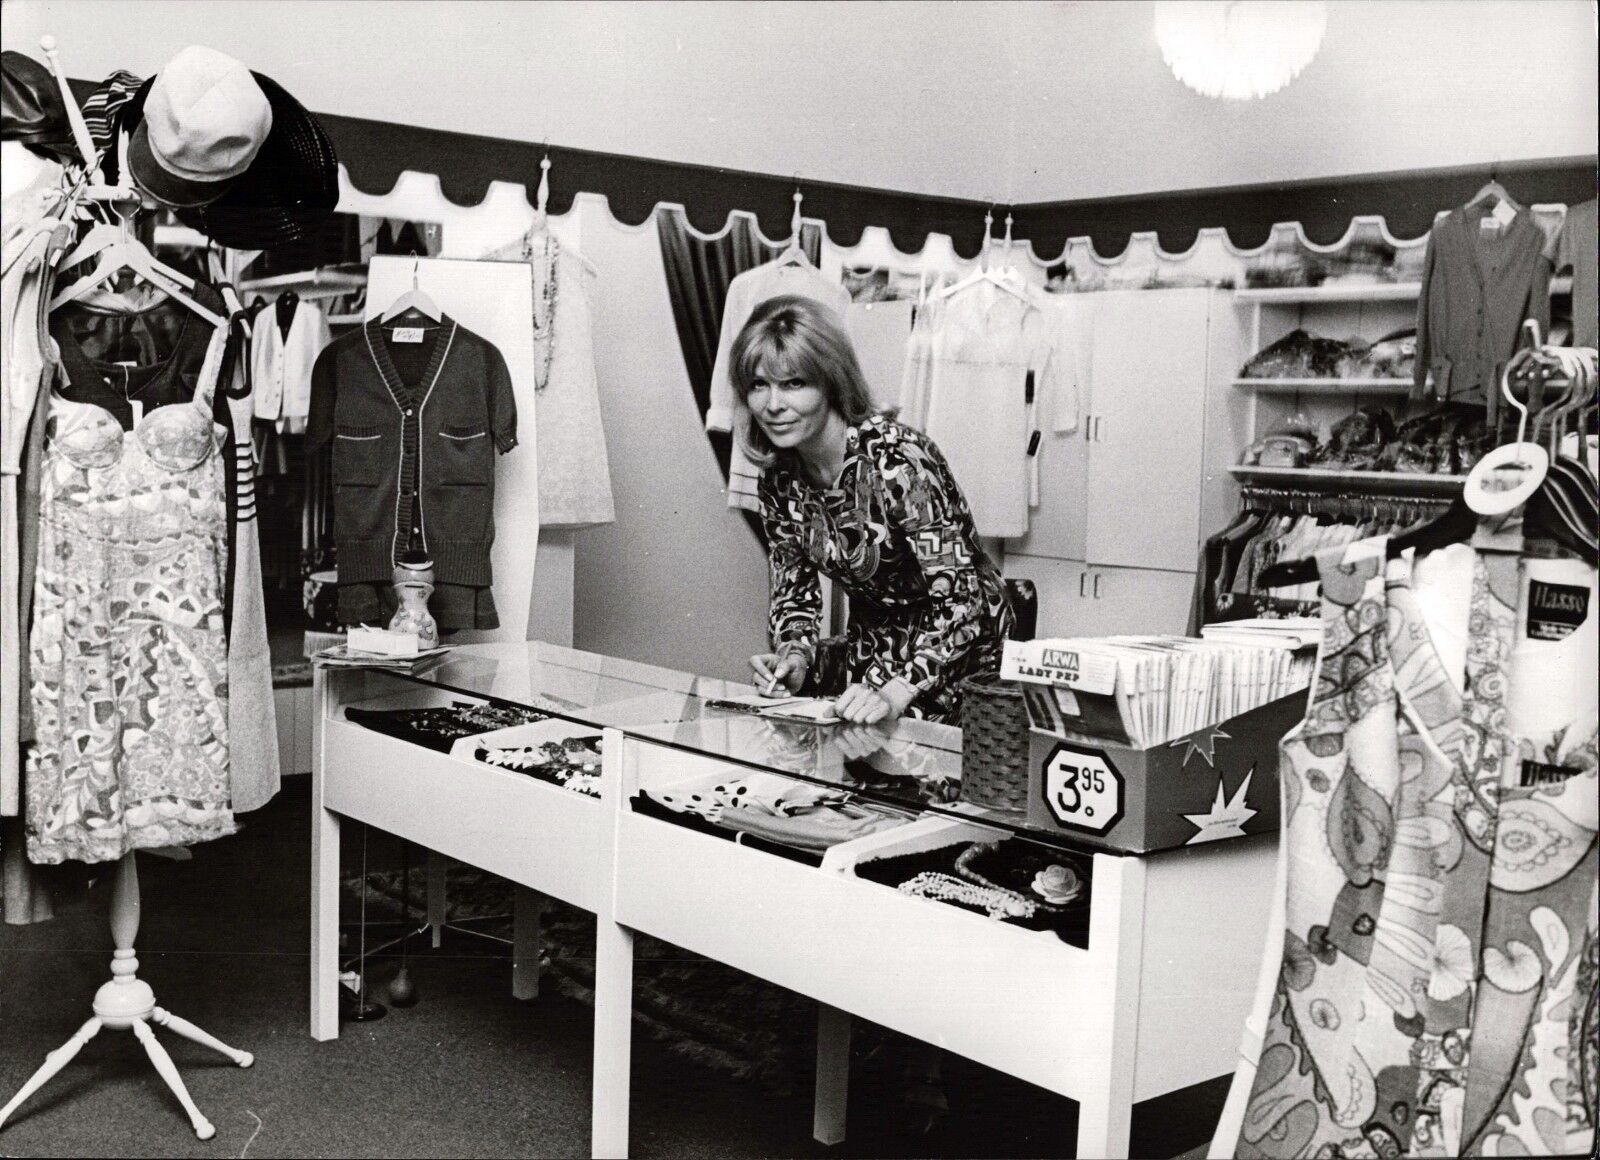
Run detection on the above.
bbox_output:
[240,266,369,298]
[1238,485,1455,517]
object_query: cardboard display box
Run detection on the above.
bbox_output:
[1024,692,1306,855]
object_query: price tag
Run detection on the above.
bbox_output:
[390,327,425,343]
[1041,742,1124,835]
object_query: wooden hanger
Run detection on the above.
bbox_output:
[380,256,442,323]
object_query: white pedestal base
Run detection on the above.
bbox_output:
[0,854,253,1140]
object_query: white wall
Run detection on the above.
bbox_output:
[573,198,770,681]
[7,0,1594,206]
[1003,0,1599,203]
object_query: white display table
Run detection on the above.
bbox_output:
[309,642,1276,1159]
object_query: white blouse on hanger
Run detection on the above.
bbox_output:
[899,281,1078,539]
[251,299,331,434]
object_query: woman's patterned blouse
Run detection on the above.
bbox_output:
[758,414,1012,702]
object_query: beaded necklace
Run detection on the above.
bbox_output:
[896,871,1037,920]
[522,229,559,392]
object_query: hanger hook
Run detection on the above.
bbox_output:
[411,254,420,290]
[537,152,552,218]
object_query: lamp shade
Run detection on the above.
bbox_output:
[1155,1,1328,101]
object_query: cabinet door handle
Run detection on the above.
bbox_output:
[1079,572,1088,598]
[1095,416,1106,443]
[1093,573,1103,599]
[1084,413,1093,442]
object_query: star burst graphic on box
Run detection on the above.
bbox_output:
[1183,766,1258,844]
[1169,725,1231,768]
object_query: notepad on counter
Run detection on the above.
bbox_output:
[705,694,843,726]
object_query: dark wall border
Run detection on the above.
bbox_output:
[1013,156,1598,260]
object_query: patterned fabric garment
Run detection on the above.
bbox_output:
[27,327,235,864]
[759,415,1013,723]
[1235,533,1599,1159]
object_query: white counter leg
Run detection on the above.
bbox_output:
[512,885,544,1000]
[1075,853,1146,1159]
[309,671,341,1042]
[426,849,447,948]
[812,1002,851,1145]
[1075,1090,1133,1159]
[591,917,635,1160]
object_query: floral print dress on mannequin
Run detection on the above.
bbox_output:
[1234,527,1597,1159]
[27,325,235,864]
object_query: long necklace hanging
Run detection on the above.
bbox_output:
[524,230,560,393]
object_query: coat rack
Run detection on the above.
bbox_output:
[0,34,255,1143]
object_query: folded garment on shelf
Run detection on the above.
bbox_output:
[1375,404,1490,474]
[1310,406,1395,470]
[639,772,913,857]
[630,791,823,867]
[343,702,550,752]
[476,735,604,797]
[1239,327,1416,381]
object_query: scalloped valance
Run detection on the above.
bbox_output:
[70,76,1594,266]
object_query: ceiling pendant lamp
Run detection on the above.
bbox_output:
[1154,1,1328,101]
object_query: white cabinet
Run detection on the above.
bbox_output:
[1005,287,1244,639]
[1078,564,1195,636]
[1083,288,1212,573]
[1006,554,1194,638]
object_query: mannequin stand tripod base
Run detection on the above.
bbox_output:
[0,855,253,1141]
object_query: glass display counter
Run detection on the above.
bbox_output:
[309,642,1276,1159]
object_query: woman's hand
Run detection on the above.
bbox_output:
[833,679,917,724]
[750,652,808,697]
[834,722,890,761]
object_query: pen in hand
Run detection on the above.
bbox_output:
[763,667,782,697]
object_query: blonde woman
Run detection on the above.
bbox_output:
[736,295,1012,725]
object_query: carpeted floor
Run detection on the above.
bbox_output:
[2,777,1221,1158]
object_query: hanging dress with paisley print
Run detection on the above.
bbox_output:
[1229,526,1597,1159]
[27,324,235,864]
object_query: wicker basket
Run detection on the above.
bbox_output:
[957,673,1030,815]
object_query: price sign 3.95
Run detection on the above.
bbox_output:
[1041,742,1124,835]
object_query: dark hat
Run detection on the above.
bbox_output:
[120,64,339,249]
[1,50,78,162]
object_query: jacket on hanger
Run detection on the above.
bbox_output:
[1413,203,1551,415]
[306,314,516,593]
[250,295,331,433]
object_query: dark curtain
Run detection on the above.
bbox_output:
[656,208,822,543]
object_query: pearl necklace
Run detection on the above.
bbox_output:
[954,841,1083,910]
[523,230,560,392]
[896,872,1036,920]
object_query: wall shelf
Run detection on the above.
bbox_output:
[1234,275,1570,305]
[1229,466,1466,496]
[1234,283,1420,304]
[1232,378,1412,394]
